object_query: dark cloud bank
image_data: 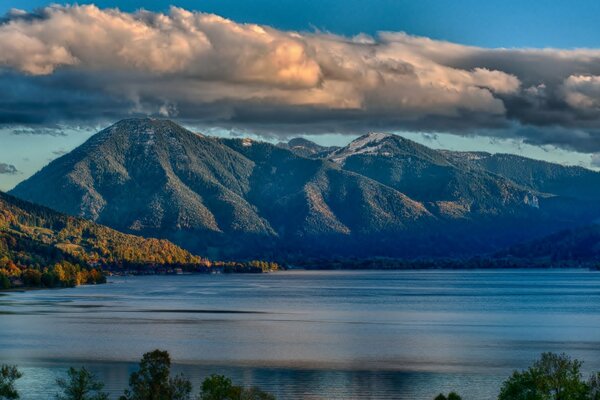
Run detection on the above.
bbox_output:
[2,5,600,154]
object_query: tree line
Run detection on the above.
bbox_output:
[1,350,274,400]
[3,352,600,399]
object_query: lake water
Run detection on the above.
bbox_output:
[2,270,600,399]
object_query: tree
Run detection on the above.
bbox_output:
[120,350,192,400]
[589,373,600,400]
[0,365,22,400]
[170,374,192,400]
[0,274,10,290]
[56,367,108,400]
[434,393,461,400]
[498,353,589,400]
[199,375,275,400]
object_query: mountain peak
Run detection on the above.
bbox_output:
[107,118,183,135]
[329,132,395,163]
[85,118,206,152]
[278,137,340,158]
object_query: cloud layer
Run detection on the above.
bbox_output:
[2,5,600,153]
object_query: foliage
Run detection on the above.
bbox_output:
[119,350,192,400]
[0,365,22,400]
[6,351,600,400]
[56,367,109,400]
[434,393,462,400]
[199,375,235,400]
[0,192,280,290]
[589,373,600,400]
[200,374,275,400]
[0,231,106,289]
[498,353,592,400]
[0,191,203,267]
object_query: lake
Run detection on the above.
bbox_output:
[2,270,600,399]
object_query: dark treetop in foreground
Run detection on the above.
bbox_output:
[3,352,600,399]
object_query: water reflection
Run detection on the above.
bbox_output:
[2,269,600,399]
[16,363,502,400]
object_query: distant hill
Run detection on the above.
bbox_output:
[10,119,600,260]
[499,224,600,265]
[278,137,339,158]
[443,151,600,201]
[0,190,202,271]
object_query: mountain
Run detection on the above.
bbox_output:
[327,133,541,218]
[11,119,434,259]
[221,137,435,256]
[11,119,279,257]
[277,138,339,158]
[499,224,600,265]
[11,119,600,260]
[0,190,202,267]
[323,133,600,251]
[443,151,600,201]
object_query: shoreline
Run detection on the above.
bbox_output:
[2,264,597,293]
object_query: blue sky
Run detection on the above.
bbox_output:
[3,0,600,48]
[1,0,600,191]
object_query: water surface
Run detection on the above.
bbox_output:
[2,270,600,399]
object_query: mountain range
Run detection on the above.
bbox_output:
[10,118,600,261]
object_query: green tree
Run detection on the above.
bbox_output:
[0,274,10,290]
[56,367,108,400]
[589,373,600,400]
[200,375,234,400]
[199,375,275,400]
[498,353,589,400]
[120,350,192,400]
[0,365,22,400]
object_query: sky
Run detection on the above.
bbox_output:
[1,0,600,190]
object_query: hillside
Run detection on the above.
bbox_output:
[10,119,600,260]
[11,119,437,258]
[327,133,541,217]
[499,224,600,265]
[443,152,600,201]
[0,191,206,289]
[278,137,339,158]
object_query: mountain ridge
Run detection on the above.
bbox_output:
[11,119,600,260]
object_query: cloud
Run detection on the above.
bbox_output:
[1,5,600,152]
[0,162,18,174]
[592,153,600,168]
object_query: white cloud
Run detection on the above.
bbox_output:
[1,5,600,152]
[563,75,600,110]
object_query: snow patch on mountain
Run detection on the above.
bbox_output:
[330,132,393,163]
